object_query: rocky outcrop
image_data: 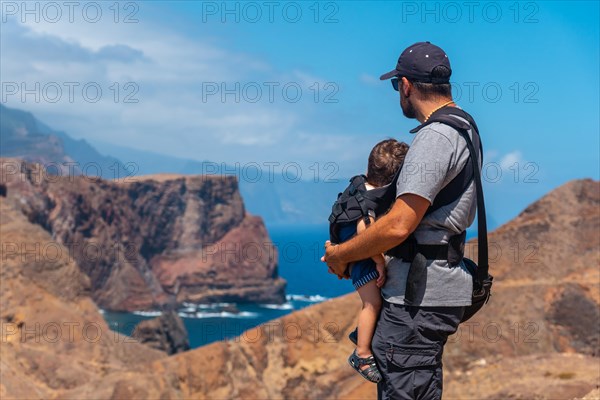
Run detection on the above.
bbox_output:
[1,179,598,399]
[0,158,285,311]
[0,197,168,399]
[132,311,190,355]
[441,179,600,370]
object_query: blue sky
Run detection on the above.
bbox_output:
[1,1,598,224]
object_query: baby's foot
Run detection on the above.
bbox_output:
[348,349,382,383]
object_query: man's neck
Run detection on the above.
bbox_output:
[415,98,455,123]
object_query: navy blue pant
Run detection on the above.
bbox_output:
[372,301,464,400]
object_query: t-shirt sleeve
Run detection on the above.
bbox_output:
[396,128,454,204]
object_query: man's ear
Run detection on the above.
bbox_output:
[401,77,411,97]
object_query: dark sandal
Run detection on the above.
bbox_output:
[348,349,382,383]
[348,328,358,345]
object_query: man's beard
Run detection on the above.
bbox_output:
[400,92,417,119]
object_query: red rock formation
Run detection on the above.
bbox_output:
[0,158,285,311]
[1,177,598,400]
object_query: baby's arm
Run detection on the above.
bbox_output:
[356,216,387,288]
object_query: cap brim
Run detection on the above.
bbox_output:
[379,69,399,81]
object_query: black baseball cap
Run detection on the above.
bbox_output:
[380,41,452,83]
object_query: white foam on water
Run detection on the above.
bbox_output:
[260,302,294,310]
[132,310,163,317]
[196,302,236,309]
[286,294,328,303]
[190,311,258,319]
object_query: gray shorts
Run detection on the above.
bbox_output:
[372,301,464,400]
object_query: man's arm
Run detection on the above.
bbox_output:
[323,193,430,277]
[357,216,387,286]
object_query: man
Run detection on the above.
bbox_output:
[323,42,480,399]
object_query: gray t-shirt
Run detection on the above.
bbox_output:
[382,117,479,307]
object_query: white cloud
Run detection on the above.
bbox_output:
[499,151,524,170]
[0,16,367,177]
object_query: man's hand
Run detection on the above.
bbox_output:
[373,254,387,288]
[321,194,430,279]
[321,241,349,279]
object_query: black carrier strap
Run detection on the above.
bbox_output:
[329,174,382,244]
[459,121,489,287]
[329,166,404,244]
[419,108,483,215]
[387,107,486,270]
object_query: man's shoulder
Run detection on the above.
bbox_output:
[413,122,461,146]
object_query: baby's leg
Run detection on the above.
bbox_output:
[356,280,383,361]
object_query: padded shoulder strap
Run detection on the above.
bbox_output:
[411,107,483,163]
[415,108,483,215]
[328,174,374,225]
[456,127,488,286]
[428,107,488,284]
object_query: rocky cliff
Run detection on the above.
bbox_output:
[131,311,190,355]
[0,158,285,311]
[0,196,168,399]
[1,179,598,399]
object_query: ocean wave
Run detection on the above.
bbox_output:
[286,294,328,303]
[181,302,236,309]
[197,302,236,309]
[177,311,258,319]
[260,302,294,310]
[132,310,163,317]
[194,311,257,319]
[177,311,197,318]
[179,301,237,312]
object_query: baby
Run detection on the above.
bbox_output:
[330,138,409,383]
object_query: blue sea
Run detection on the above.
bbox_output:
[102,224,477,349]
[102,224,353,349]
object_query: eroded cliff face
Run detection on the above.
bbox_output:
[0,158,285,311]
[1,178,598,400]
[0,196,168,399]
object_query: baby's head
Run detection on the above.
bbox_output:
[367,139,410,187]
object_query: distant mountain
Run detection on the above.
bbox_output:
[0,104,127,179]
[0,104,74,170]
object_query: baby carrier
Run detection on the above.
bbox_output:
[327,107,493,323]
[328,172,400,245]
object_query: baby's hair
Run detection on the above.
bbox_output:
[367,139,410,187]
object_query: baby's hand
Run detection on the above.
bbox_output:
[375,260,386,288]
